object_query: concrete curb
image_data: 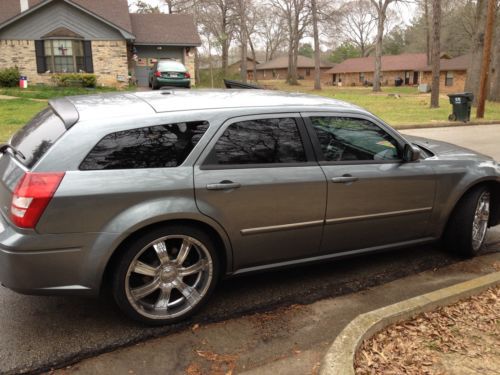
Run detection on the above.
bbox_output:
[319,271,500,375]
[393,120,500,130]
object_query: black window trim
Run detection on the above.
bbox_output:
[199,113,317,170]
[301,111,411,166]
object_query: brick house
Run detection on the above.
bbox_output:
[327,53,469,92]
[0,0,201,87]
[251,55,333,81]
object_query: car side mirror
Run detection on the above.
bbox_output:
[403,144,421,162]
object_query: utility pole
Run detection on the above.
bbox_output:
[430,0,441,108]
[476,0,496,118]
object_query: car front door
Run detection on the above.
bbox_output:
[303,113,437,254]
[194,114,327,272]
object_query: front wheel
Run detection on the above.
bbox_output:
[112,226,219,325]
[444,187,491,257]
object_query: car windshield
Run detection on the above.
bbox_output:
[157,61,186,72]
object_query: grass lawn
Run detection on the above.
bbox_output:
[263,80,500,127]
[1,81,500,143]
[0,99,47,141]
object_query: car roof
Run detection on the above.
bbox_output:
[51,89,367,125]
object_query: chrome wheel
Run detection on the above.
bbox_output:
[125,235,213,320]
[472,191,490,251]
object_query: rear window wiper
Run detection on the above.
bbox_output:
[0,143,26,160]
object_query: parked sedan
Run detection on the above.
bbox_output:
[148,60,191,89]
[0,90,498,325]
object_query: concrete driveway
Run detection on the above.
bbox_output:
[0,124,499,374]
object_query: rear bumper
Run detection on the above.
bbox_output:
[0,214,117,296]
[155,78,191,88]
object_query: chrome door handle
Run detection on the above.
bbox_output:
[331,176,358,183]
[206,181,241,190]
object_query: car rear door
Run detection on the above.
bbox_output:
[194,113,327,272]
[303,113,437,254]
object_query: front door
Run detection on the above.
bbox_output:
[413,71,419,85]
[194,114,327,271]
[304,114,436,254]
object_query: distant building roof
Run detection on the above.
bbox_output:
[257,55,333,70]
[328,53,469,74]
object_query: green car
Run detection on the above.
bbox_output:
[148,60,191,89]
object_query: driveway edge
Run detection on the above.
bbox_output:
[393,120,499,130]
[319,271,500,375]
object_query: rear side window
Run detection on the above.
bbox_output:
[80,121,209,170]
[207,118,306,165]
[10,108,67,168]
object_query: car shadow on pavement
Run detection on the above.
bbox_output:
[1,240,498,374]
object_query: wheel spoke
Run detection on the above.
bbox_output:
[154,287,172,310]
[133,261,158,277]
[176,239,191,266]
[153,241,170,264]
[178,259,208,277]
[131,278,160,300]
[172,278,201,306]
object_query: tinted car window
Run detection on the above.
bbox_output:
[311,117,401,162]
[80,121,209,170]
[157,61,186,72]
[10,108,67,168]
[209,118,306,165]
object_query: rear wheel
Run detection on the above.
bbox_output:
[444,186,491,257]
[112,226,219,325]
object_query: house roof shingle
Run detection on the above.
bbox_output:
[130,13,201,46]
[328,53,470,74]
[257,55,333,70]
[0,0,134,33]
[0,0,201,46]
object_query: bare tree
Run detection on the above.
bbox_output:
[370,0,404,92]
[339,0,377,57]
[430,0,441,108]
[258,5,287,61]
[133,0,162,13]
[311,0,321,89]
[423,0,431,64]
[236,0,248,82]
[270,0,311,85]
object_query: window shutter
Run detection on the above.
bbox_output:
[83,41,94,73]
[35,40,46,73]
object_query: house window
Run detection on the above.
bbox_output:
[44,40,85,73]
[359,72,365,83]
[445,71,454,86]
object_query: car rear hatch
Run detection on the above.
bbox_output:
[0,102,73,224]
[157,61,188,79]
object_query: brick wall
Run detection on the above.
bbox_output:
[0,39,129,87]
[90,40,129,87]
[421,70,466,92]
[255,67,331,81]
[184,47,195,86]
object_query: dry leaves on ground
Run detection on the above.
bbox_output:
[355,285,500,375]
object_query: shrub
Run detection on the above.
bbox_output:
[52,73,97,88]
[0,67,21,87]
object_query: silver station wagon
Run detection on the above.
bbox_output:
[0,90,499,324]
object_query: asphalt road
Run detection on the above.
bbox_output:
[0,124,499,374]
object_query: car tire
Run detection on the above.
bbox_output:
[112,225,219,325]
[444,186,491,257]
[152,80,159,90]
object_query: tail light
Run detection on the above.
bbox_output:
[154,71,162,77]
[185,72,191,79]
[11,172,65,229]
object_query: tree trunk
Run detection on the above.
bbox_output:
[424,0,431,65]
[312,0,321,90]
[465,0,488,105]
[239,0,248,83]
[373,12,384,92]
[476,0,496,118]
[248,36,258,82]
[430,0,441,108]
[487,12,500,101]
